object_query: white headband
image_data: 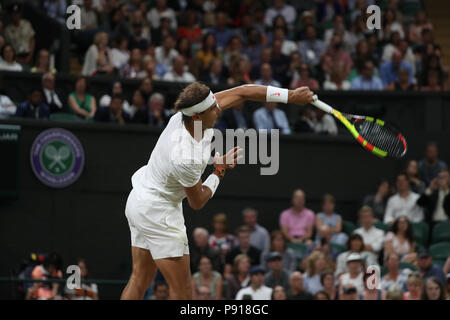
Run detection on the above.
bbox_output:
[181,91,216,116]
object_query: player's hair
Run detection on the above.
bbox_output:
[174,82,211,122]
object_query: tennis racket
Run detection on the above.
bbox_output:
[311,95,407,159]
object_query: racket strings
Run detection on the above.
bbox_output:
[357,121,405,158]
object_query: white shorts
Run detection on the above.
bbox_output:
[125,188,189,260]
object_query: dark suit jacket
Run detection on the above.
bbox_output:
[94,106,131,123]
[225,246,261,267]
[200,72,226,86]
[132,107,168,127]
[16,101,50,119]
[42,88,65,113]
[190,245,223,274]
[417,189,450,224]
[217,108,253,130]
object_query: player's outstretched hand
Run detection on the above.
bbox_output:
[290,86,314,105]
[213,147,243,170]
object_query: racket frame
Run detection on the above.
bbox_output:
[311,95,406,158]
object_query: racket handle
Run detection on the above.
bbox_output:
[311,95,334,114]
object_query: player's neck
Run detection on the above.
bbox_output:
[184,120,206,142]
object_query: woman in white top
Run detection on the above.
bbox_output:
[120,82,314,300]
[82,31,114,76]
[0,44,23,72]
[109,36,130,71]
[384,216,417,264]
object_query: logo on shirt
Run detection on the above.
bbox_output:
[30,128,85,188]
[270,93,280,96]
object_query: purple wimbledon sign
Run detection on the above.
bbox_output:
[30,128,85,188]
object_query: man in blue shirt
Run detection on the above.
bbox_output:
[242,207,270,255]
[351,60,384,90]
[418,142,448,186]
[379,49,414,87]
[208,12,234,52]
[16,88,50,119]
[417,249,447,286]
[298,25,325,67]
[253,102,291,134]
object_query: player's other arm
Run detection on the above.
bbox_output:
[184,147,242,210]
[214,84,315,111]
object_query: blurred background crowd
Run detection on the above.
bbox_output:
[15,142,450,300]
[0,0,448,134]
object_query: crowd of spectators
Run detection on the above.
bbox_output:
[180,141,449,300]
[18,253,100,300]
[0,0,449,135]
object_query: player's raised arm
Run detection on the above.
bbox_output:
[214,84,315,111]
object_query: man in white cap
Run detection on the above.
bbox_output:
[121,82,314,300]
[338,253,365,295]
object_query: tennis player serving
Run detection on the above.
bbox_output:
[121,82,314,300]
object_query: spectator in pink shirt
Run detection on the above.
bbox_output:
[279,189,315,244]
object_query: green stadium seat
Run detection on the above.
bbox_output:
[431,221,450,244]
[287,242,308,262]
[330,243,347,254]
[415,243,424,253]
[401,1,422,17]
[429,242,450,261]
[412,222,429,246]
[380,266,388,277]
[342,221,356,236]
[376,0,388,11]
[49,113,81,122]
[373,221,390,232]
[433,259,446,268]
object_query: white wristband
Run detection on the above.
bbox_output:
[266,86,288,104]
[203,173,220,198]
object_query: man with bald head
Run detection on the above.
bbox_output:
[279,189,315,243]
[379,48,414,87]
[190,227,222,273]
[41,73,64,113]
[286,271,313,300]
